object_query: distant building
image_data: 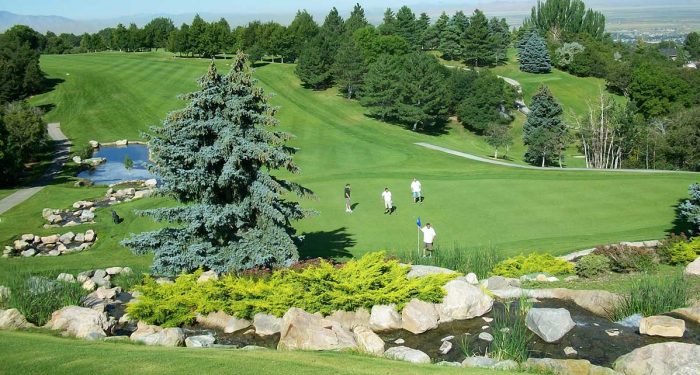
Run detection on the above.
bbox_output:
[659,47,678,61]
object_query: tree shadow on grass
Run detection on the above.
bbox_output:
[36,77,64,96]
[298,227,355,260]
[668,197,694,236]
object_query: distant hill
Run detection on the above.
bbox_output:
[0,11,92,34]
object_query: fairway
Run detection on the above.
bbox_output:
[9,51,695,267]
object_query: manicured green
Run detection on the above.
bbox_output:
[0,330,524,375]
[10,51,697,275]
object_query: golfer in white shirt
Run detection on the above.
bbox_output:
[410,178,422,203]
[420,223,437,256]
[381,187,393,214]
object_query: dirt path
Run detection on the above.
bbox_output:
[0,123,71,216]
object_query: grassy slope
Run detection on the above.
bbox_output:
[0,51,691,271]
[0,331,522,375]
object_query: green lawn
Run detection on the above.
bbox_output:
[0,331,523,375]
[0,188,17,201]
[6,51,695,275]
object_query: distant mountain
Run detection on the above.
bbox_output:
[0,11,92,34]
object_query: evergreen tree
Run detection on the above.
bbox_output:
[295,34,334,89]
[378,8,396,35]
[518,32,551,73]
[190,15,209,56]
[394,6,418,48]
[143,17,175,49]
[322,7,345,58]
[112,23,128,51]
[523,85,567,166]
[361,54,402,120]
[287,10,319,61]
[462,9,493,67]
[121,52,311,276]
[345,3,369,35]
[489,18,511,65]
[684,31,700,60]
[456,71,515,133]
[333,39,366,99]
[423,12,448,50]
[416,12,430,49]
[451,11,470,35]
[397,53,449,131]
[440,24,462,61]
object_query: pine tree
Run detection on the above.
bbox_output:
[518,32,551,73]
[378,8,396,36]
[321,7,345,61]
[397,53,449,131]
[462,9,493,67]
[395,6,418,48]
[416,13,430,49]
[361,54,402,121]
[451,11,470,35]
[288,10,319,61]
[440,24,462,61]
[489,18,511,65]
[121,52,311,276]
[333,39,366,99]
[345,3,369,35]
[523,85,567,166]
[189,15,208,56]
[423,12,448,50]
[295,34,334,89]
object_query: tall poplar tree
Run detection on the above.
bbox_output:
[122,52,311,276]
[523,85,567,167]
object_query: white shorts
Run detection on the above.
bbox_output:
[384,201,392,209]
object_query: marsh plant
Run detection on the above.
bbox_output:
[4,272,86,326]
[404,243,504,279]
[490,299,532,362]
[609,272,689,321]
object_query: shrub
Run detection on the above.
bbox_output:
[657,235,697,266]
[575,254,610,278]
[74,144,93,160]
[593,245,658,273]
[403,244,504,279]
[608,273,689,320]
[128,252,457,327]
[5,273,86,326]
[491,253,574,278]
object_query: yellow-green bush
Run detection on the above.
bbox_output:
[491,253,574,277]
[658,236,699,266]
[127,252,457,327]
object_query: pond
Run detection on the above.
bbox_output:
[77,144,156,185]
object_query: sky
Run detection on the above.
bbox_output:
[0,0,534,19]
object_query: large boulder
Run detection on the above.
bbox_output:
[325,308,370,331]
[277,308,357,351]
[352,326,384,355]
[614,342,700,375]
[196,311,250,334]
[41,235,59,244]
[481,276,520,290]
[406,265,457,279]
[526,358,621,375]
[130,321,184,347]
[45,306,110,340]
[185,334,216,348]
[685,256,700,276]
[672,306,700,324]
[436,279,493,323]
[253,313,281,336]
[0,308,33,329]
[525,308,575,343]
[639,315,685,337]
[369,304,402,331]
[491,288,621,317]
[401,299,438,334]
[383,346,431,364]
[462,356,497,369]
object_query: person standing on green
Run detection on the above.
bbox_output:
[344,183,352,213]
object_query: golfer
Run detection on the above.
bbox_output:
[410,178,422,203]
[419,223,437,256]
[344,184,352,213]
[381,187,393,214]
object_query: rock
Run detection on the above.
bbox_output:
[565,276,580,282]
[94,287,120,300]
[240,345,267,350]
[564,346,578,356]
[42,208,54,220]
[478,332,493,342]
[144,178,158,187]
[326,308,370,331]
[547,276,560,282]
[81,295,106,312]
[526,358,621,375]
[134,190,153,199]
[77,274,90,283]
[493,360,519,371]
[536,274,549,282]
[47,214,63,224]
[639,315,685,337]
[441,335,454,342]
[401,299,439,334]
[482,276,520,290]
[47,250,60,257]
[406,264,457,279]
[105,267,123,275]
[0,308,32,329]
[197,270,218,283]
[115,139,128,146]
[465,273,479,284]
[121,267,132,275]
[462,356,497,369]
[93,269,107,279]
[253,313,282,336]
[91,276,110,288]
[482,317,493,323]
[352,326,385,355]
[384,346,431,364]
[57,273,75,283]
[21,249,36,257]
[21,234,34,241]
[45,306,109,340]
[74,233,85,243]
[196,311,251,334]
[72,156,82,164]
[439,340,452,354]
[436,279,493,323]
[605,329,621,337]
[369,304,402,331]
[80,210,95,222]
[277,308,357,351]
[616,314,643,328]
[41,235,59,244]
[185,335,216,348]
[685,256,700,276]
[84,230,95,242]
[13,239,29,251]
[436,361,461,367]
[81,279,96,291]
[131,322,184,347]
[59,232,75,244]
[526,308,575,343]
[394,338,405,344]
[614,342,700,375]
[89,140,99,148]
[672,306,700,323]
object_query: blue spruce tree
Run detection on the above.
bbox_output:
[518,32,551,73]
[122,52,312,276]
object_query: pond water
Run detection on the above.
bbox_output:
[77,144,156,185]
